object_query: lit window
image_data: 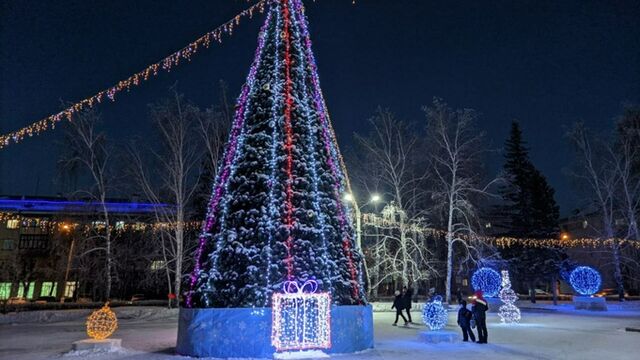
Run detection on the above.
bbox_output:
[0,282,11,300]
[64,281,77,298]
[1,239,14,250]
[115,221,125,230]
[40,282,58,297]
[6,220,19,229]
[91,221,106,229]
[17,282,35,299]
[150,260,166,271]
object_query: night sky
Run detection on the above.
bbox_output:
[1,0,639,214]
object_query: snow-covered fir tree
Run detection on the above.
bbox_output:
[185,0,365,308]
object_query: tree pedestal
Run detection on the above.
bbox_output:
[176,305,374,358]
[72,338,122,351]
[573,296,607,311]
[486,297,501,313]
[418,330,458,344]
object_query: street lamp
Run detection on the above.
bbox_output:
[370,194,381,203]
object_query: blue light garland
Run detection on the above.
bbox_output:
[422,295,448,330]
[569,266,601,296]
[471,267,501,297]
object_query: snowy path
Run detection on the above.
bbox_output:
[1,308,639,359]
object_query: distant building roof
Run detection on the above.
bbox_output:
[0,196,170,215]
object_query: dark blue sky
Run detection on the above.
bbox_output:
[1,0,639,214]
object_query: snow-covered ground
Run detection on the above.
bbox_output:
[1,304,639,360]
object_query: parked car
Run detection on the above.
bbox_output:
[130,294,145,303]
[595,288,629,298]
[34,296,57,304]
[7,297,27,305]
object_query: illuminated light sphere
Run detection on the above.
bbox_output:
[86,302,118,340]
[471,267,501,297]
[422,295,448,330]
[498,270,521,324]
[569,266,602,296]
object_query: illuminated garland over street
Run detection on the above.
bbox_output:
[0,1,267,148]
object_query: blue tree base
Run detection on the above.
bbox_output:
[176,305,374,358]
[573,296,607,311]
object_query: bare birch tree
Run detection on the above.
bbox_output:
[354,108,436,292]
[425,98,501,303]
[59,109,117,300]
[130,91,227,307]
[568,122,627,300]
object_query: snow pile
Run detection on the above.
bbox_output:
[274,350,329,359]
[0,306,178,325]
[63,347,138,358]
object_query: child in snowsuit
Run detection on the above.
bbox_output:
[472,290,489,343]
[457,300,476,342]
[391,290,408,326]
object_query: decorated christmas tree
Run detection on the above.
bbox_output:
[185,0,365,309]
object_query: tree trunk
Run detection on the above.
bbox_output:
[529,283,536,304]
[445,191,455,304]
[612,240,625,302]
[174,215,184,308]
[552,276,558,306]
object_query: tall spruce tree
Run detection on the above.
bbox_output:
[498,121,565,302]
[184,0,365,308]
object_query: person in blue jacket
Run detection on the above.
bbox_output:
[457,300,476,342]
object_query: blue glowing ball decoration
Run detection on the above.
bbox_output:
[471,267,501,297]
[422,295,448,330]
[569,266,602,296]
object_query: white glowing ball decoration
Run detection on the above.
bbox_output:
[498,270,521,324]
[422,295,448,330]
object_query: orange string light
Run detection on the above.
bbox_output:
[0,0,267,149]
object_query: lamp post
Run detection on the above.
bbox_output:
[344,193,382,298]
[343,193,381,251]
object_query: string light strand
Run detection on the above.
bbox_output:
[0,0,267,149]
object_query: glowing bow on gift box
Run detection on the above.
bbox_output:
[271,279,332,352]
[283,279,319,294]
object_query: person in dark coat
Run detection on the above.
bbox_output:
[457,300,476,342]
[391,290,408,326]
[402,286,414,323]
[472,290,489,343]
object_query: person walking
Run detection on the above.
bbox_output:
[402,285,414,323]
[472,290,489,344]
[392,290,408,326]
[457,300,476,342]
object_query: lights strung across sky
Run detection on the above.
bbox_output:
[0,0,267,149]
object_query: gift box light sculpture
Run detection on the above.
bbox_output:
[569,266,602,296]
[498,270,521,324]
[86,302,118,340]
[271,280,332,352]
[472,267,501,297]
[422,295,448,330]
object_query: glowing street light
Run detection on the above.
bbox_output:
[370,194,381,203]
